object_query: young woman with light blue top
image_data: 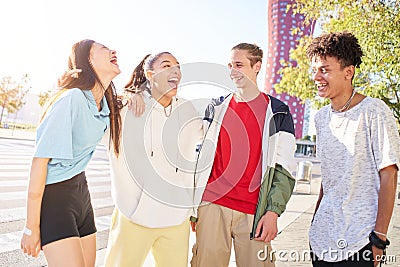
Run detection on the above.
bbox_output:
[20,39,122,267]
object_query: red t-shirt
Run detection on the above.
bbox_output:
[202,93,269,214]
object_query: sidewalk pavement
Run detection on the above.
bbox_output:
[0,128,36,141]
[271,159,321,267]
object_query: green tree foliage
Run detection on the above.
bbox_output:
[38,89,53,107]
[275,36,328,109]
[275,0,400,124]
[0,75,30,125]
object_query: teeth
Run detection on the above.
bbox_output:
[169,78,179,82]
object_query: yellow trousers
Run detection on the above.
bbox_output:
[104,208,190,267]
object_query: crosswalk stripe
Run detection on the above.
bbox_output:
[0,215,112,254]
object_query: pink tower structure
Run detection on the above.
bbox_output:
[264,0,314,138]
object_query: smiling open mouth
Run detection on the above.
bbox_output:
[316,83,327,90]
[110,56,118,66]
[168,77,179,88]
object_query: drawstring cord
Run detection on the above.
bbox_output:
[175,97,179,172]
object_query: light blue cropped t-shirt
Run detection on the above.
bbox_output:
[34,88,110,185]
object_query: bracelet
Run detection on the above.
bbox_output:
[373,230,387,237]
[23,227,32,236]
[369,231,390,250]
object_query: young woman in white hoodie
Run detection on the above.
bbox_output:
[104,52,203,267]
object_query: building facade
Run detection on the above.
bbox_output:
[264,0,314,138]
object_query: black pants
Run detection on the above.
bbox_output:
[311,243,374,267]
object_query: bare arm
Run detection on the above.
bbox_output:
[372,165,398,266]
[314,184,324,215]
[20,157,50,257]
[375,165,398,234]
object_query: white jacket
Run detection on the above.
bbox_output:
[106,93,203,228]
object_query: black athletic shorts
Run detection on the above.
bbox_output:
[40,171,97,247]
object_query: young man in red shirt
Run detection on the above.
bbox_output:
[191,43,297,267]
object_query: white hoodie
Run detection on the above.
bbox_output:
[106,93,203,228]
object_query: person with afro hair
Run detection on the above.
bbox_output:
[307,31,400,266]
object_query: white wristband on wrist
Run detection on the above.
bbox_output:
[23,227,32,236]
[373,230,387,237]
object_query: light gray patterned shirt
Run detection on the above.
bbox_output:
[309,97,400,262]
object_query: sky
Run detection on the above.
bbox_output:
[0,0,268,98]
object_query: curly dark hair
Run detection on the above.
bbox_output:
[306,31,363,68]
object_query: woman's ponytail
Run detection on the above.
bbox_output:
[125,54,151,93]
